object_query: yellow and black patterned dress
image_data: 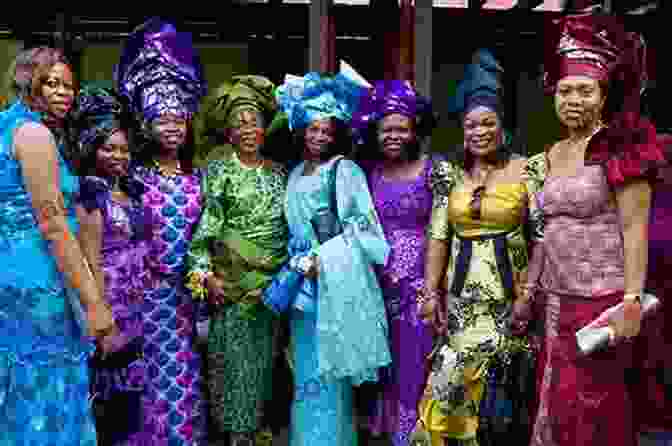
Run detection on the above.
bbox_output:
[417,158,531,446]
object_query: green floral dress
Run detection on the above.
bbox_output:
[186,152,289,435]
[417,159,531,446]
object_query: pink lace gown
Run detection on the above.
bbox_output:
[526,158,636,446]
[367,158,434,446]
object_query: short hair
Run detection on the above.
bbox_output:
[6,47,73,113]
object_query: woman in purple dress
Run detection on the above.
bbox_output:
[352,81,436,446]
[116,18,208,446]
[73,84,151,445]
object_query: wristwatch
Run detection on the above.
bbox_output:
[623,293,641,304]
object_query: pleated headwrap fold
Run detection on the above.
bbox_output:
[115,17,207,124]
[275,65,368,130]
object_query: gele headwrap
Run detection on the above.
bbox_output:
[350,80,433,142]
[208,75,276,129]
[544,11,649,115]
[448,48,503,116]
[275,62,369,130]
[544,13,628,90]
[72,83,127,159]
[115,17,207,124]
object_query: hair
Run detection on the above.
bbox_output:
[353,110,436,165]
[284,117,354,164]
[77,123,126,177]
[6,47,74,113]
[5,47,81,169]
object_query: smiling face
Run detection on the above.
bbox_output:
[463,106,501,159]
[152,113,187,153]
[40,62,75,120]
[304,118,335,160]
[96,129,130,178]
[377,113,415,162]
[229,109,265,156]
[554,75,606,130]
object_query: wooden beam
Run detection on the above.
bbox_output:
[415,0,433,97]
[308,0,336,73]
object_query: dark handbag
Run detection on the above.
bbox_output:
[310,157,343,244]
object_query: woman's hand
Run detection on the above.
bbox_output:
[299,255,319,279]
[418,287,446,334]
[87,300,119,353]
[610,300,643,341]
[206,274,227,306]
[510,297,533,335]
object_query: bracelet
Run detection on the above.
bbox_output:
[417,287,441,306]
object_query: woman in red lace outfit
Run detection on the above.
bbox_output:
[514,12,667,446]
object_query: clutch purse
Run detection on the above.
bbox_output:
[576,293,661,356]
[310,158,343,244]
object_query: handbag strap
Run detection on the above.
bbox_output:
[328,156,344,216]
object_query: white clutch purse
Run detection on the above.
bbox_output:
[575,293,661,356]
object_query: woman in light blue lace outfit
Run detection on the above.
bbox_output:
[0,47,117,445]
[272,72,392,446]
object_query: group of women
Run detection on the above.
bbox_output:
[0,10,670,446]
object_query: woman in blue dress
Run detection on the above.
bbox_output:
[0,47,118,444]
[271,70,392,446]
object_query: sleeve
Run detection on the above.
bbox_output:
[313,159,392,384]
[523,153,547,244]
[78,176,111,213]
[587,114,667,188]
[325,159,390,266]
[427,158,456,241]
[523,153,548,292]
[185,160,227,300]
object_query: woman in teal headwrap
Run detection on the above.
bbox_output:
[186,75,289,446]
[269,69,392,446]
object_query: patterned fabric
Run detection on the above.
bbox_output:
[0,101,97,445]
[632,183,672,433]
[526,152,637,446]
[419,159,530,445]
[81,176,151,444]
[367,158,434,446]
[284,158,391,446]
[185,153,289,434]
[132,165,207,446]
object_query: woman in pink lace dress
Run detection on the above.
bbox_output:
[517,12,666,446]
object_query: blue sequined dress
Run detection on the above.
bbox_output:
[0,101,97,445]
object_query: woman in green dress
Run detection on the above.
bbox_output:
[186,76,289,446]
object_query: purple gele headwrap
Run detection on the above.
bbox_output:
[350,80,431,141]
[115,17,207,124]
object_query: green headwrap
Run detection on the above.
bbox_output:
[194,75,277,166]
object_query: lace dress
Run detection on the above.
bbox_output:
[132,165,208,446]
[0,101,97,445]
[285,158,392,446]
[526,154,636,446]
[367,158,434,446]
[81,176,151,445]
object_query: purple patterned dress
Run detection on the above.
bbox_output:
[368,158,435,446]
[132,165,208,446]
[81,176,151,445]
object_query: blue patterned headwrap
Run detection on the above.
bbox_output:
[275,72,366,130]
[449,49,503,116]
[73,84,125,153]
[115,17,207,124]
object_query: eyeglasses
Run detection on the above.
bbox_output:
[469,185,486,220]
